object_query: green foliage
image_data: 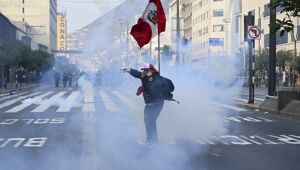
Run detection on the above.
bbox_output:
[0,40,54,72]
[255,48,269,73]
[270,0,300,36]
[276,50,293,70]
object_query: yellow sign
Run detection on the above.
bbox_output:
[57,13,67,51]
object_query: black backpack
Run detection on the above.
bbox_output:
[160,76,175,101]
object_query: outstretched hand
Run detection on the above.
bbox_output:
[121,68,130,73]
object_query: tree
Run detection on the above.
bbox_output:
[255,48,269,73]
[1,40,31,68]
[270,0,300,88]
[276,50,293,70]
[270,0,300,34]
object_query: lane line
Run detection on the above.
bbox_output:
[210,102,247,112]
[31,91,67,113]
[99,90,118,112]
[0,92,41,110]
[5,92,54,113]
[82,90,95,113]
[56,91,80,112]
[112,90,142,113]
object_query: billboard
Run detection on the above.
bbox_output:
[57,13,67,52]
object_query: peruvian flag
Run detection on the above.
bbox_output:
[130,0,166,48]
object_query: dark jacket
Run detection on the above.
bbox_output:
[129,69,164,104]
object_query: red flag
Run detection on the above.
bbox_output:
[130,0,166,48]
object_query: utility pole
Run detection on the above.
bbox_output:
[268,0,277,96]
[247,11,255,104]
[176,0,180,63]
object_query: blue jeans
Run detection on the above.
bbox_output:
[144,103,164,143]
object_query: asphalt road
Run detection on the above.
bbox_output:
[0,86,299,170]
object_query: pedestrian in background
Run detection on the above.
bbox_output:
[63,72,68,88]
[54,72,60,88]
[68,72,73,87]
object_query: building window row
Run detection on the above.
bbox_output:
[213,24,224,32]
[213,9,224,17]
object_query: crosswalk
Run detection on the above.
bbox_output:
[0,89,253,114]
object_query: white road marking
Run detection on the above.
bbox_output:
[0,92,28,102]
[5,92,54,113]
[99,90,118,112]
[0,92,41,109]
[211,102,247,112]
[56,91,80,112]
[31,91,67,113]
[83,90,95,113]
[112,90,142,113]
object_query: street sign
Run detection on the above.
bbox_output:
[209,38,224,46]
[248,26,261,40]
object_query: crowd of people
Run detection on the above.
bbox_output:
[54,71,80,88]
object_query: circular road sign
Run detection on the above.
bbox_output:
[248,26,261,40]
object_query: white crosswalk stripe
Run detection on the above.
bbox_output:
[31,91,67,113]
[0,92,41,110]
[57,91,80,112]
[0,90,146,114]
[5,92,54,113]
[0,92,28,102]
[82,90,95,113]
[99,90,119,112]
[112,90,142,113]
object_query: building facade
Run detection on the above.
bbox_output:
[191,0,238,60]
[241,0,300,53]
[0,0,57,52]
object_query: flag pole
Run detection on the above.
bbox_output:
[158,33,161,73]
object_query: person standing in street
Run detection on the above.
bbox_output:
[123,64,174,146]
[68,72,73,87]
[63,72,68,88]
[54,72,60,88]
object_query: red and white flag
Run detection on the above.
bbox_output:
[130,0,166,48]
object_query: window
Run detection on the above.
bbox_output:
[213,0,223,1]
[22,8,24,13]
[213,9,224,17]
[276,31,288,45]
[22,0,25,4]
[264,3,270,17]
[213,25,224,32]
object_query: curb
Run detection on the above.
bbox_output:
[238,102,300,121]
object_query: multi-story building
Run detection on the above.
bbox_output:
[191,0,239,60]
[0,0,57,52]
[241,0,300,53]
[181,0,193,41]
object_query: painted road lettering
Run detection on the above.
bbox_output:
[195,135,300,145]
[224,116,274,123]
[0,118,65,125]
[0,137,47,148]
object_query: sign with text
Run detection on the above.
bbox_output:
[57,13,67,52]
[209,38,224,46]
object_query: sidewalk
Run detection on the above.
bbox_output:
[0,83,41,94]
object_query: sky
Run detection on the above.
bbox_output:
[57,0,126,34]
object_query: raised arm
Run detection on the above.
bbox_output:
[122,68,142,79]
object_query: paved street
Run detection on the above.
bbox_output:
[0,86,299,170]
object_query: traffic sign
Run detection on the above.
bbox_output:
[209,38,224,46]
[248,26,261,40]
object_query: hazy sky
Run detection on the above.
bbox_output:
[57,0,126,34]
